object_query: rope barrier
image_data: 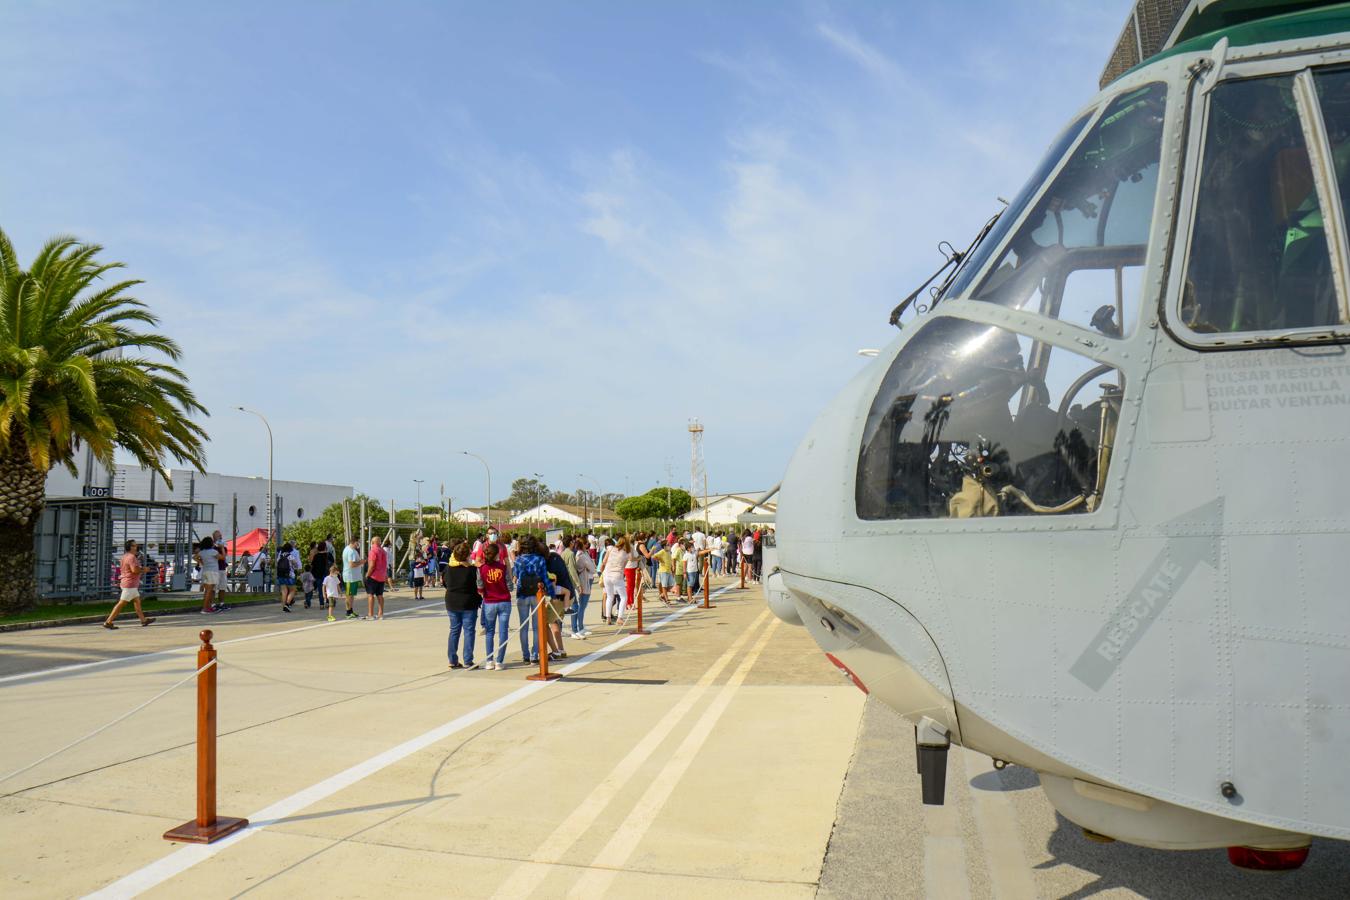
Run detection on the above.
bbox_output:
[0,659,217,789]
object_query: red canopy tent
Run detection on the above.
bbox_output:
[224,528,271,555]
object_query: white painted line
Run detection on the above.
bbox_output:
[567,616,781,898]
[490,606,772,900]
[0,601,444,686]
[83,584,740,898]
[923,797,973,900]
[960,749,1036,900]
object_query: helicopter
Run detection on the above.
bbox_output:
[771,0,1350,871]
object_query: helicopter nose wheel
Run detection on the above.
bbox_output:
[914,717,952,805]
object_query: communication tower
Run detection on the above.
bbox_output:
[689,419,707,524]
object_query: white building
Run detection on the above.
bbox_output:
[45,461,353,553]
[451,507,489,524]
[509,502,587,526]
[682,492,777,526]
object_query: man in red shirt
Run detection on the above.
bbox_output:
[365,537,389,620]
[104,539,155,629]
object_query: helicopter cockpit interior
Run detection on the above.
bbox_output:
[856,83,1168,520]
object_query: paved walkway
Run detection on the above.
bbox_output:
[2,579,1347,898]
[0,580,861,898]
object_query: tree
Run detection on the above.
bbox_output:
[614,486,693,521]
[499,477,549,512]
[0,229,207,613]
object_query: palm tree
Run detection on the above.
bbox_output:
[0,227,207,614]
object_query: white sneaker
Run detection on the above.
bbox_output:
[581,629,593,637]
[496,661,507,670]
[484,660,496,671]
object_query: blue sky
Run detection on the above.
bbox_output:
[2,1,1123,509]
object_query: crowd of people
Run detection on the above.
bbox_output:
[106,522,774,668]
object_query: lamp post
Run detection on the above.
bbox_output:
[460,451,491,531]
[236,407,274,578]
[413,479,424,529]
[578,473,603,531]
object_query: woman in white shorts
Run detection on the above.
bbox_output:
[196,536,221,613]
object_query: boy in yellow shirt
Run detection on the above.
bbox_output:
[653,540,676,605]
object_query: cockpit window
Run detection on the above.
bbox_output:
[856,317,1123,521]
[944,110,1095,299]
[970,83,1167,338]
[1181,71,1350,335]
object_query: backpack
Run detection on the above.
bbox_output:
[517,560,542,597]
[277,553,292,578]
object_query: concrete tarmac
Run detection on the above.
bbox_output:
[2,579,1347,898]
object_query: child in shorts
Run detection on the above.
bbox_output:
[412,553,427,600]
[300,569,316,608]
[322,565,342,622]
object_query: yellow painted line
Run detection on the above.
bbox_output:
[959,749,1036,900]
[566,617,782,898]
[489,608,773,900]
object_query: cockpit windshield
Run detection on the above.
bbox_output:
[943,110,1095,300]
[965,83,1168,338]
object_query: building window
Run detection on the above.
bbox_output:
[248,505,257,517]
[191,503,215,521]
[296,507,305,519]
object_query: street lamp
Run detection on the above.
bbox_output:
[460,451,492,531]
[578,473,603,530]
[413,479,425,528]
[236,406,274,583]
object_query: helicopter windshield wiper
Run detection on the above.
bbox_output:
[888,208,1004,328]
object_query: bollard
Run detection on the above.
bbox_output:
[701,556,714,609]
[164,630,249,843]
[527,585,561,682]
[631,577,650,636]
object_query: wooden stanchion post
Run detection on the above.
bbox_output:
[701,555,714,609]
[632,575,650,635]
[164,630,249,843]
[527,584,561,682]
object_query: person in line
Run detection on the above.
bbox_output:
[104,539,155,629]
[299,568,316,609]
[426,537,440,588]
[710,533,725,577]
[671,539,687,601]
[513,536,553,663]
[411,550,427,600]
[653,538,676,605]
[739,531,756,589]
[543,544,573,660]
[478,541,513,670]
[682,539,701,603]
[209,529,231,609]
[569,536,595,638]
[752,531,764,582]
[341,536,363,619]
[600,536,628,625]
[632,533,653,608]
[322,564,342,622]
[560,538,583,639]
[276,541,299,612]
[383,537,397,589]
[366,536,389,619]
[443,541,481,669]
[623,535,640,612]
[309,540,331,604]
[195,536,220,614]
